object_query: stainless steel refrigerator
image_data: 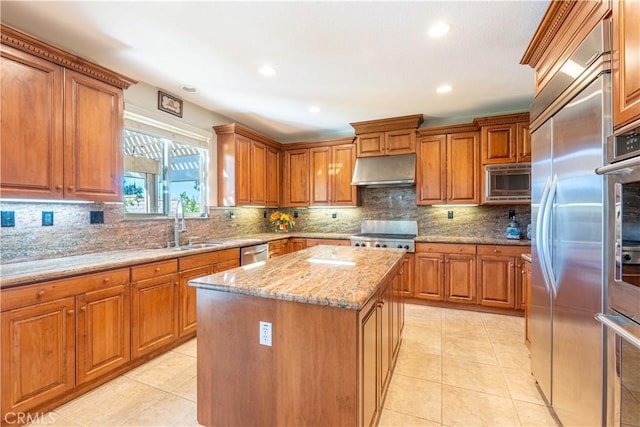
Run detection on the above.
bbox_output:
[529,20,611,427]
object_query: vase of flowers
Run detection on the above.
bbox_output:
[270,211,295,232]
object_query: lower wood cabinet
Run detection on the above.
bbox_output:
[131,260,179,360]
[476,245,528,309]
[414,243,477,304]
[397,254,414,297]
[304,238,350,247]
[0,268,130,421]
[523,256,532,349]
[268,239,289,259]
[178,249,240,337]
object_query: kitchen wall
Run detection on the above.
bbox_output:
[0,187,530,264]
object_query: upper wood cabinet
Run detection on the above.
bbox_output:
[214,123,281,207]
[613,0,640,129]
[350,114,423,157]
[474,113,531,165]
[417,124,480,205]
[309,140,358,206]
[0,25,135,201]
[282,148,310,207]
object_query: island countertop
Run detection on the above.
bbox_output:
[188,245,405,310]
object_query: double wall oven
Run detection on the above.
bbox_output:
[596,121,640,426]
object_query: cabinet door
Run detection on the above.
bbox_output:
[414,253,444,300]
[235,135,252,205]
[283,149,309,206]
[391,272,403,360]
[179,265,212,337]
[266,147,280,207]
[310,146,331,206]
[476,255,516,308]
[523,260,532,349]
[358,296,378,427]
[379,280,392,394]
[332,144,358,206]
[397,254,414,297]
[481,123,516,164]
[0,46,64,199]
[77,284,130,385]
[131,273,179,359]
[288,238,306,252]
[385,129,416,155]
[64,70,123,202]
[447,132,479,204]
[1,298,75,419]
[613,0,640,129]
[250,141,267,205]
[356,133,385,158]
[516,121,531,162]
[416,135,446,205]
[445,254,476,303]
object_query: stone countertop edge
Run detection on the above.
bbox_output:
[1,232,529,288]
[188,246,405,311]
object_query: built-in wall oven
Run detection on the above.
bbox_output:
[596,121,640,426]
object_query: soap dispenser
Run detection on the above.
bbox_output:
[506,215,521,240]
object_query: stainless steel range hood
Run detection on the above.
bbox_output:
[351,153,416,187]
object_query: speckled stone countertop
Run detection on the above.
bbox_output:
[189,245,404,310]
[416,235,531,246]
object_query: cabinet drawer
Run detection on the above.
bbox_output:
[416,243,476,254]
[1,268,130,312]
[131,260,178,282]
[178,249,239,270]
[477,245,529,257]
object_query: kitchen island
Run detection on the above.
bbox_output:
[189,245,406,427]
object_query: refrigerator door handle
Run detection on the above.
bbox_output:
[596,313,640,350]
[541,174,558,298]
[536,176,553,294]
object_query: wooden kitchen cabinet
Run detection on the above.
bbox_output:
[414,243,477,303]
[304,238,350,247]
[613,0,640,129]
[131,260,179,359]
[477,245,529,309]
[397,253,414,297]
[1,267,130,420]
[351,114,424,158]
[178,249,240,337]
[268,239,289,259]
[417,125,480,205]
[214,123,281,207]
[287,238,307,252]
[0,26,134,201]
[282,148,310,207]
[1,297,76,420]
[475,113,531,165]
[310,141,358,206]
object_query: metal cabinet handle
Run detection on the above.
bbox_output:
[38,290,45,296]
[68,310,75,315]
[80,306,86,312]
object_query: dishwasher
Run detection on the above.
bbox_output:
[240,243,269,265]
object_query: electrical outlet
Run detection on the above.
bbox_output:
[90,211,104,224]
[1,211,15,227]
[42,211,54,226]
[263,210,267,219]
[447,211,454,219]
[509,210,516,219]
[259,321,272,347]
[293,210,298,218]
[332,211,337,219]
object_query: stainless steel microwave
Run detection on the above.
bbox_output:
[484,163,531,202]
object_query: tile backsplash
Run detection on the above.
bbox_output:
[0,187,531,264]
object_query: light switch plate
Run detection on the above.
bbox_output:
[1,211,15,227]
[90,211,104,224]
[42,211,54,226]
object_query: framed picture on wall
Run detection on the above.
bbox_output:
[157,91,183,118]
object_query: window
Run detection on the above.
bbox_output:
[123,128,208,216]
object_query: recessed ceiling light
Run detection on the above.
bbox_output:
[428,22,451,38]
[436,84,452,94]
[258,65,276,76]
[181,85,198,93]
[308,106,321,113]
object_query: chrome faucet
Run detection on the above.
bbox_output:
[174,198,186,248]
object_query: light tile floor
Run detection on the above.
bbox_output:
[28,304,559,427]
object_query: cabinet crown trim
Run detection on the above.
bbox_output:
[213,123,281,149]
[473,112,530,127]
[520,1,577,67]
[350,114,424,134]
[1,24,137,89]
[417,122,479,136]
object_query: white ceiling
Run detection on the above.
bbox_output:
[0,1,549,142]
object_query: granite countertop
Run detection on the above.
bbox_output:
[416,235,531,246]
[189,245,405,310]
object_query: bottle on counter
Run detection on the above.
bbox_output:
[506,216,522,240]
